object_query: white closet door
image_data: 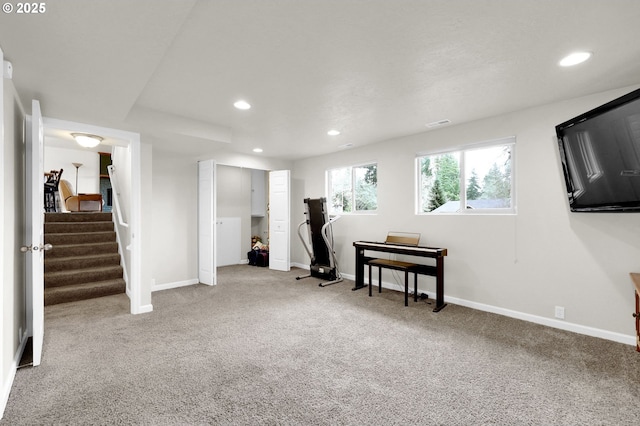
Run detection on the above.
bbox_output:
[216,217,241,267]
[269,170,290,271]
[198,160,216,285]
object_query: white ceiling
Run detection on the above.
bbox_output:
[1,0,640,160]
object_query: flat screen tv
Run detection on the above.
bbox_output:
[556,87,640,212]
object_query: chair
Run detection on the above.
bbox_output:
[58,179,103,212]
[367,232,420,307]
[44,169,63,212]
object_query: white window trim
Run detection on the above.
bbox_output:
[326,161,378,215]
[416,137,516,215]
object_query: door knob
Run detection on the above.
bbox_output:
[20,243,53,253]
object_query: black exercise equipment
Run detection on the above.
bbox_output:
[296,197,342,287]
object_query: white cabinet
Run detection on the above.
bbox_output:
[216,217,241,267]
[251,169,267,217]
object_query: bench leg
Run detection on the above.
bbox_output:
[368,264,372,297]
[378,267,382,293]
[414,273,418,302]
[404,270,409,307]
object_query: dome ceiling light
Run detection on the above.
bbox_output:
[71,133,103,148]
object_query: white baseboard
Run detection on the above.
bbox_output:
[136,304,154,314]
[449,296,636,346]
[152,278,199,292]
[1,329,28,419]
[331,271,636,347]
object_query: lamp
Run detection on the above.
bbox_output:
[72,162,83,193]
[72,133,103,148]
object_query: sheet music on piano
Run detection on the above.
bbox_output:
[384,232,421,246]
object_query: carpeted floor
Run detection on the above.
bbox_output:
[2,265,640,425]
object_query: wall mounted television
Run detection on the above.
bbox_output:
[556,87,640,212]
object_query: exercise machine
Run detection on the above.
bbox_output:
[296,197,343,287]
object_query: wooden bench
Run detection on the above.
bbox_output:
[367,232,420,306]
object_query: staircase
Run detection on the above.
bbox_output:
[44,212,126,306]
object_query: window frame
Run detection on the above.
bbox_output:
[326,161,378,215]
[416,137,516,215]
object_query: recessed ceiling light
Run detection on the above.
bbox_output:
[253,148,263,153]
[426,119,451,128]
[559,51,592,67]
[234,100,251,110]
[327,129,341,136]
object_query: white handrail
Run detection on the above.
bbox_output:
[107,164,128,228]
[107,164,130,290]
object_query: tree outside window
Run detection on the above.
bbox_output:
[328,164,377,214]
[418,139,515,213]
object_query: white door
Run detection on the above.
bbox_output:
[269,170,290,271]
[25,100,46,366]
[216,217,241,267]
[198,160,216,285]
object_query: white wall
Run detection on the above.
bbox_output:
[1,48,5,419]
[151,149,198,287]
[292,85,640,343]
[140,142,153,307]
[43,146,99,194]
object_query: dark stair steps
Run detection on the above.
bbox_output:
[44,279,126,306]
[45,253,121,273]
[45,231,117,245]
[45,221,114,234]
[45,265,124,288]
[44,212,126,305]
[45,212,113,223]
[44,242,119,258]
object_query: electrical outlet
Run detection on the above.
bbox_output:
[555,306,565,320]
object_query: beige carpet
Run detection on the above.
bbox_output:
[2,265,639,425]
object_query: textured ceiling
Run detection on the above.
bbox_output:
[1,0,640,160]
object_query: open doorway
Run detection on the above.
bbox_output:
[216,165,269,267]
[197,162,291,286]
[39,117,146,314]
[214,165,290,272]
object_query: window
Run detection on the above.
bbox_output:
[327,163,377,214]
[417,138,515,213]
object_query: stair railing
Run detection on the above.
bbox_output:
[107,164,130,288]
[107,164,128,228]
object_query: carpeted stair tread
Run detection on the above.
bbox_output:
[45,221,114,234]
[44,212,113,223]
[45,253,121,273]
[45,242,119,258]
[44,279,126,306]
[43,211,125,305]
[45,231,117,245]
[45,265,124,288]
